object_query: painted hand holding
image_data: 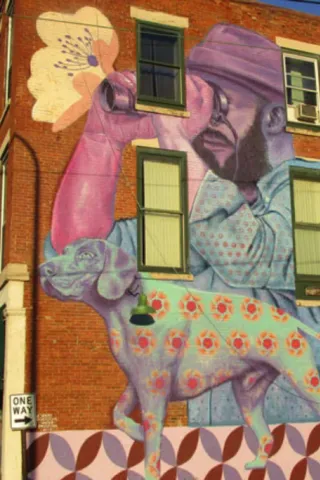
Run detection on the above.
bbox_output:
[151,74,214,141]
[98,70,157,145]
[98,72,214,145]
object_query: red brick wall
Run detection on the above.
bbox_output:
[2,0,320,430]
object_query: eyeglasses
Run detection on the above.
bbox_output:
[210,83,229,126]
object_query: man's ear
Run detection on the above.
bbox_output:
[261,104,287,136]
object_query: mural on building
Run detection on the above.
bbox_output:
[39,238,320,478]
[29,6,320,479]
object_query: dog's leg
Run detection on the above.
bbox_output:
[113,383,144,442]
[232,367,279,470]
[138,389,169,479]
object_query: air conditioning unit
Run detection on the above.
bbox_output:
[296,103,318,123]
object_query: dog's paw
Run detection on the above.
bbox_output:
[245,458,267,470]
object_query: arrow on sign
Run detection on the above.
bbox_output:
[15,416,32,425]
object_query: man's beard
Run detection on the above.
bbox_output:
[192,109,272,185]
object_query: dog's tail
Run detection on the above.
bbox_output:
[295,320,320,340]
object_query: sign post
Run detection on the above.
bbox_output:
[10,393,37,430]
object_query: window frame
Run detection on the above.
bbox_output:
[290,166,320,300]
[281,48,320,132]
[0,145,8,272]
[136,20,186,111]
[136,147,189,274]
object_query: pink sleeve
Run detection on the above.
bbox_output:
[51,96,123,254]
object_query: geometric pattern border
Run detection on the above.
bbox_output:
[26,423,320,479]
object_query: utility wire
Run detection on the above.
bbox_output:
[287,0,320,5]
[0,11,300,51]
[6,166,320,186]
[5,166,320,188]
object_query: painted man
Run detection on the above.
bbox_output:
[44,24,320,421]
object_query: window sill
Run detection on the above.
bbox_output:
[286,122,320,137]
[135,103,190,118]
[130,6,189,28]
[296,299,320,307]
[140,272,194,281]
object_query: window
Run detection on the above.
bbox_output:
[282,51,320,129]
[0,146,8,271]
[137,147,188,273]
[5,0,14,106]
[136,21,185,110]
[291,167,320,300]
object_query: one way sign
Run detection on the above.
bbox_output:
[10,394,37,430]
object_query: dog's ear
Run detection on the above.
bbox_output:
[97,243,137,300]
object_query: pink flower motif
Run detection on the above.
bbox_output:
[258,436,274,460]
[285,331,307,357]
[147,450,161,477]
[147,291,170,320]
[195,330,220,356]
[256,331,279,357]
[212,369,232,386]
[165,329,189,356]
[211,295,234,322]
[146,370,170,396]
[110,329,122,355]
[304,369,320,393]
[179,293,204,320]
[270,306,290,323]
[240,298,263,322]
[226,330,250,356]
[180,369,205,396]
[142,412,160,439]
[130,328,157,356]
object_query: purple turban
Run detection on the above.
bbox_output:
[186,23,285,102]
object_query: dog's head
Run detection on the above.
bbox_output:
[39,238,138,302]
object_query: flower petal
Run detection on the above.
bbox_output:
[36,7,115,48]
[28,7,118,129]
[52,93,91,132]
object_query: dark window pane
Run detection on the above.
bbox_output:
[141,33,153,62]
[287,87,317,106]
[139,63,180,101]
[141,28,179,65]
[139,63,154,97]
[285,57,316,79]
[155,66,180,100]
[286,74,316,91]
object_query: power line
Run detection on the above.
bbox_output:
[287,0,320,5]
[0,11,306,52]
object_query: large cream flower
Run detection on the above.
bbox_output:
[27,7,119,132]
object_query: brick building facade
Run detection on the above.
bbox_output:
[1,0,320,478]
